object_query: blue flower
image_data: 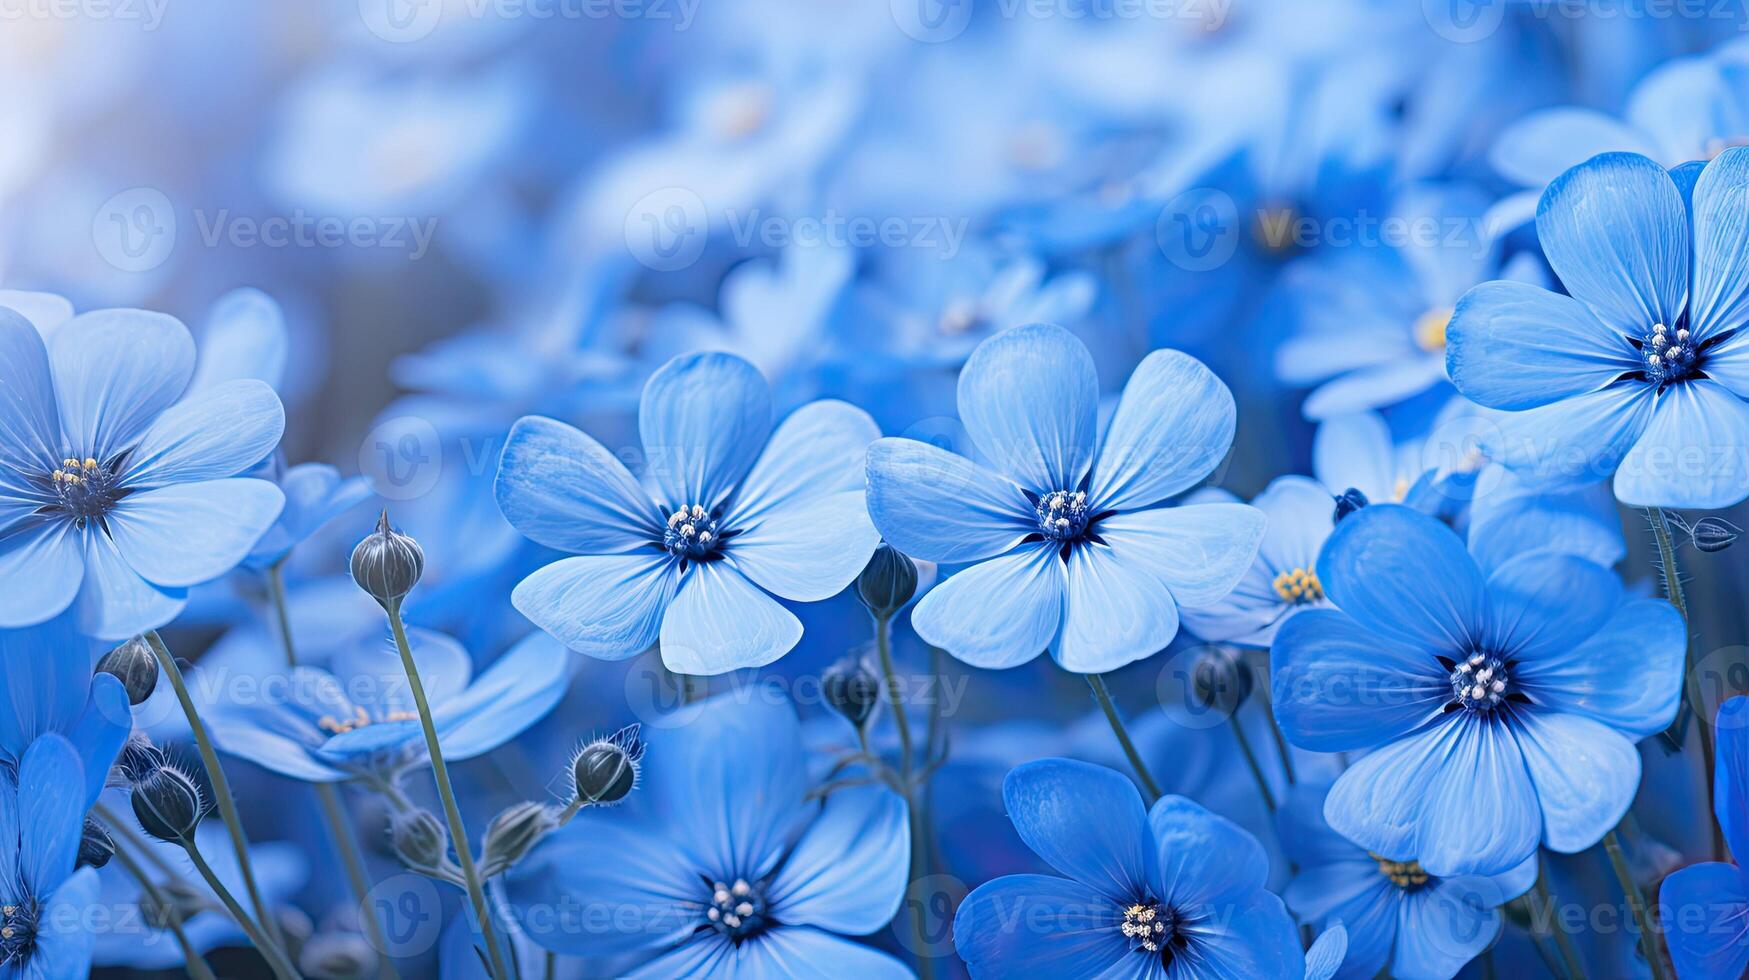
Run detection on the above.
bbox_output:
[504,695,911,977]
[953,758,1302,979]
[0,734,102,980]
[495,351,880,674]
[1661,696,1749,978]
[866,323,1264,672]
[1271,504,1685,878]
[0,618,132,807]
[1181,476,1335,647]
[1447,149,1749,508]
[0,306,286,640]
[1278,783,1536,979]
[200,627,568,784]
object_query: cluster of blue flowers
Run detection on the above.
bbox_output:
[14,2,1749,978]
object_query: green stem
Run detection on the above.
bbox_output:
[874,615,915,776]
[1086,673,1162,803]
[1250,667,1296,786]
[1647,507,1722,859]
[1604,829,1669,980]
[143,632,284,954]
[386,600,513,980]
[1534,861,1584,980]
[874,615,933,980]
[1227,712,1276,813]
[181,839,301,980]
[97,808,219,980]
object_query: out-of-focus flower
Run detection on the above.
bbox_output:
[1661,696,1749,977]
[0,735,102,980]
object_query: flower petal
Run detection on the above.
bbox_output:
[1483,552,1622,664]
[1536,152,1688,335]
[433,631,570,760]
[766,785,909,934]
[0,308,61,474]
[1392,879,1503,979]
[1660,862,1749,980]
[0,523,83,629]
[1003,758,1152,902]
[1303,357,1447,421]
[1485,383,1655,492]
[1316,504,1486,656]
[1270,609,1450,753]
[69,673,131,804]
[202,664,351,782]
[1687,146,1749,341]
[658,562,801,675]
[1715,698,1749,867]
[1099,502,1266,609]
[1615,379,1749,509]
[36,866,100,980]
[1512,599,1684,741]
[727,399,879,527]
[495,415,665,555]
[19,733,83,896]
[120,380,285,488]
[49,308,195,457]
[911,543,1063,669]
[106,478,285,587]
[953,875,1126,978]
[1490,107,1658,188]
[730,927,914,979]
[1089,349,1235,511]
[512,553,680,661]
[958,323,1098,493]
[1149,794,1268,908]
[639,352,771,510]
[727,490,878,602]
[1175,891,1305,980]
[865,437,1036,564]
[1053,541,1178,674]
[71,530,184,641]
[1510,708,1640,854]
[1447,281,1638,411]
[187,287,288,392]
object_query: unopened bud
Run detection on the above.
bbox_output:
[824,656,882,728]
[131,765,205,843]
[571,725,644,807]
[96,637,159,705]
[480,802,557,877]
[856,544,918,618]
[1190,645,1254,717]
[390,808,449,872]
[1691,517,1741,553]
[77,817,115,869]
[301,932,376,980]
[351,511,425,608]
[113,733,166,786]
[1332,488,1369,524]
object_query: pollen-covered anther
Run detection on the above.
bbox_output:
[1370,853,1431,890]
[1120,902,1173,955]
[705,878,766,940]
[663,504,723,559]
[1035,490,1091,541]
[1450,653,1511,711]
[1272,567,1323,605]
[1643,322,1697,384]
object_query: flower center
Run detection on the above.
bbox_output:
[705,878,766,941]
[1370,854,1430,891]
[663,505,724,561]
[1449,653,1510,711]
[1120,901,1180,958]
[1414,307,1452,353]
[317,705,418,736]
[1642,322,1698,385]
[1035,490,1090,541]
[1,900,39,966]
[47,456,122,527]
[1272,567,1323,605]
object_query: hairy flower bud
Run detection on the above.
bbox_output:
[113,733,166,786]
[480,802,557,877]
[351,511,425,608]
[96,636,159,705]
[571,725,644,808]
[823,656,882,728]
[77,817,115,869]
[1691,516,1741,553]
[856,544,918,618]
[390,808,450,872]
[1332,487,1369,524]
[300,932,377,980]
[131,764,205,843]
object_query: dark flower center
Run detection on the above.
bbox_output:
[705,878,767,941]
[662,504,731,563]
[1448,653,1511,711]
[1640,322,1697,385]
[1,899,39,966]
[46,456,125,528]
[1120,900,1187,963]
[1035,490,1090,541]
[1371,854,1430,891]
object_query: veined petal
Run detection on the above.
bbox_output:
[911,543,1063,669]
[106,478,285,587]
[766,785,908,934]
[1098,502,1265,609]
[1003,759,1153,902]
[494,415,665,555]
[120,380,285,488]
[1447,281,1638,410]
[1660,862,1749,980]
[1614,379,1749,509]
[953,875,1127,979]
[202,664,352,782]
[1485,383,1655,492]
[639,352,772,511]
[511,553,680,661]
[1715,698,1749,870]
[35,866,100,980]
[865,437,1036,564]
[658,561,801,675]
[188,287,288,392]
[958,323,1098,494]
[433,631,570,761]
[1175,891,1305,980]
[1393,879,1503,979]
[48,309,195,457]
[1055,542,1178,674]
[19,733,83,897]
[0,309,61,474]
[1316,504,1486,656]
[1302,357,1447,421]
[730,927,913,979]
[0,289,74,336]
[72,530,183,643]
[1089,349,1235,511]
[727,490,877,602]
[1149,795,1269,908]
[0,523,83,629]
[727,400,879,527]
[1510,708,1640,854]
[1687,147,1749,341]
[1483,552,1622,664]
[1271,609,1451,753]
[1513,594,1685,739]
[68,674,131,805]
[1312,411,1393,504]
[1536,152,1688,335]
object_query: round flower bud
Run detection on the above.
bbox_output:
[77,817,115,869]
[1189,645,1254,718]
[300,932,376,980]
[571,725,644,808]
[114,733,166,786]
[856,544,918,618]
[480,801,557,877]
[96,636,159,705]
[1332,487,1369,524]
[1691,516,1741,553]
[823,656,882,728]
[389,808,450,873]
[350,511,425,608]
[131,765,205,844]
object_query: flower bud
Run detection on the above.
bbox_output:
[856,544,918,618]
[1332,487,1369,524]
[351,511,425,608]
[300,932,376,980]
[96,636,159,705]
[571,725,644,808]
[77,816,115,869]
[131,765,205,843]
[1691,517,1741,553]
[113,733,166,786]
[390,808,449,872]
[480,802,557,877]
[1189,645,1254,717]
[823,656,882,728]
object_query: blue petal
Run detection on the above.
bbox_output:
[865,437,1036,564]
[958,323,1098,494]
[1251,477,1334,577]
[1466,480,1626,576]
[1270,609,1449,753]
[0,767,13,887]
[69,673,131,804]
[0,617,91,760]
[1089,349,1235,512]
[639,351,772,511]
[911,543,1063,669]
[1483,552,1622,664]
[1485,383,1655,492]
[0,289,73,336]
[494,415,664,555]
[0,523,83,629]
[1392,878,1502,979]
[1511,708,1640,854]
[726,927,913,980]
[1303,924,1349,980]
[1717,697,1749,866]
[330,627,473,710]
[35,866,100,980]
[1490,108,1658,188]
[48,309,195,457]
[952,875,1126,978]
[187,287,289,393]
[72,531,184,641]
[766,785,908,934]
[19,732,83,896]
[1284,866,1394,974]
[107,478,285,587]
[1099,502,1266,609]
[1687,147,1749,341]
[725,399,879,527]
[1054,541,1178,674]
[1615,379,1749,508]
[658,562,801,675]
[1312,412,1393,504]
[1175,891,1304,980]
[1536,152,1688,334]
[1003,758,1152,902]
[1148,795,1268,908]
[0,308,61,475]
[120,380,285,488]
[1447,281,1638,410]
[1325,714,1540,879]
[1514,602,1683,743]
[202,665,351,782]
[1303,357,1447,421]
[1660,862,1749,980]
[433,631,570,760]
[1316,504,1486,655]
[512,553,680,661]
[727,490,878,602]
[621,935,733,978]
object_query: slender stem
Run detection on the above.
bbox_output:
[873,614,933,980]
[1250,668,1296,785]
[874,615,915,776]
[1534,861,1584,980]
[97,809,218,980]
[1604,829,1669,980]
[181,840,301,980]
[1227,712,1276,813]
[1086,673,1162,803]
[544,951,555,980]
[143,632,284,953]
[385,600,513,980]
[1647,507,1722,858]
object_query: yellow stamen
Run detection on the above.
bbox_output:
[1272,567,1324,604]
[1414,307,1453,353]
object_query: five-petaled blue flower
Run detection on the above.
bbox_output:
[0,306,286,640]
[953,758,1303,979]
[865,323,1264,672]
[1448,148,1749,508]
[0,734,102,980]
[495,351,880,674]
[1271,504,1685,878]
[504,695,913,977]
[1661,696,1749,978]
